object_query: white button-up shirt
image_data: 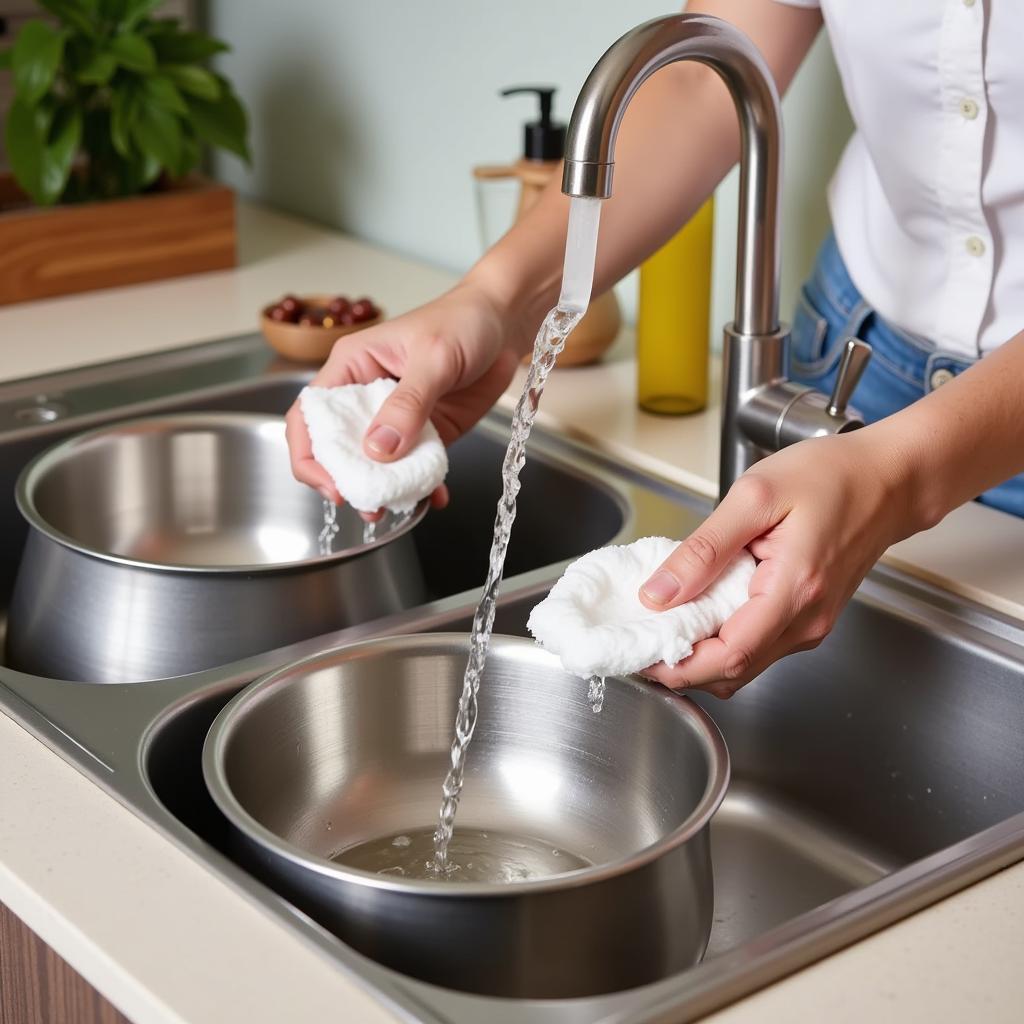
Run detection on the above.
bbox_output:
[777,0,1022,357]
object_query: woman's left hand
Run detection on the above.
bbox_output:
[636,425,927,699]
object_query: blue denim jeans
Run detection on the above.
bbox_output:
[789,232,1024,518]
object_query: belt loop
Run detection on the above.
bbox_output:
[841,299,873,341]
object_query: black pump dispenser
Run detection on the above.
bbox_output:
[500,86,566,161]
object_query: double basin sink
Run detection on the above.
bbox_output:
[0,333,1022,1022]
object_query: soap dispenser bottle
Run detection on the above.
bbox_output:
[473,86,621,367]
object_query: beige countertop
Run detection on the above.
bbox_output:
[1,201,1021,1023]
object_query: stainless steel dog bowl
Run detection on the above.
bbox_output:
[202,634,729,998]
[7,414,426,682]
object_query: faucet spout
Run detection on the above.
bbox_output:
[563,14,869,500]
[561,14,781,338]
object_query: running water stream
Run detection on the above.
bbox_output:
[429,197,603,876]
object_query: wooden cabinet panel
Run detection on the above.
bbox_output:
[0,902,132,1024]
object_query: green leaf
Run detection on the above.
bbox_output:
[120,0,163,30]
[77,48,118,84]
[141,17,181,37]
[6,96,49,203]
[131,99,182,172]
[11,21,66,106]
[109,85,138,157]
[41,106,83,203]
[187,86,250,162]
[141,74,188,115]
[117,148,162,194]
[0,48,11,72]
[108,32,156,72]
[6,98,76,205]
[98,0,129,22]
[150,29,228,64]
[176,131,200,179]
[37,1,99,38]
[161,64,220,100]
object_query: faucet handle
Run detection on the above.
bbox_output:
[827,338,872,417]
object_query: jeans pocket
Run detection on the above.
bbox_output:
[790,287,845,381]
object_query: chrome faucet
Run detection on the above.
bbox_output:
[562,13,871,501]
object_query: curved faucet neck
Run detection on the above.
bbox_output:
[562,14,782,337]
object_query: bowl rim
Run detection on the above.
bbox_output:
[14,411,427,576]
[201,633,731,897]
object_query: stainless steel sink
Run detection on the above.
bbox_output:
[1,334,1022,1022]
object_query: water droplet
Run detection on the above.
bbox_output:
[326,820,332,831]
[318,499,340,555]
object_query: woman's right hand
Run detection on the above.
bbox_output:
[285,279,531,514]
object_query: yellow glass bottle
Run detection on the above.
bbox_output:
[637,197,714,414]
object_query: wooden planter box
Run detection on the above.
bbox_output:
[0,173,236,306]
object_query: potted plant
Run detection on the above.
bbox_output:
[0,0,250,304]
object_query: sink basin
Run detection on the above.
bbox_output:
[0,333,1022,1022]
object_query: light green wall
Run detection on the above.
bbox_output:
[206,2,852,335]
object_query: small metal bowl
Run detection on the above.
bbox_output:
[203,634,729,998]
[7,413,426,682]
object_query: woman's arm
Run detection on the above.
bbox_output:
[470,0,824,329]
[639,331,1024,698]
[286,0,822,504]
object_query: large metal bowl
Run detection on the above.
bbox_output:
[6,414,426,682]
[202,634,729,998]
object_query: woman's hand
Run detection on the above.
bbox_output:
[285,280,531,516]
[637,425,926,699]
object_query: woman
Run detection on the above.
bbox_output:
[286,0,1024,700]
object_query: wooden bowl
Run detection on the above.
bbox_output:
[260,294,384,363]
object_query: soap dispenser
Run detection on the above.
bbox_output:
[473,86,621,367]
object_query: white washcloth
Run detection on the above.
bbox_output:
[300,381,448,514]
[527,536,755,678]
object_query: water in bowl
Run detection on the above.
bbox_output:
[335,827,591,883]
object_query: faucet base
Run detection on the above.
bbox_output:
[719,321,790,500]
[720,323,869,502]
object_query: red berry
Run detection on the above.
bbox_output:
[280,295,302,315]
[350,299,377,323]
[299,306,328,326]
[327,296,351,317]
[268,304,295,322]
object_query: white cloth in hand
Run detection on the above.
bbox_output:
[527,536,755,678]
[300,381,448,514]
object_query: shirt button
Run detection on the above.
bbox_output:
[930,368,956,389]
[965,235,986,257]
[959,97,979,120]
